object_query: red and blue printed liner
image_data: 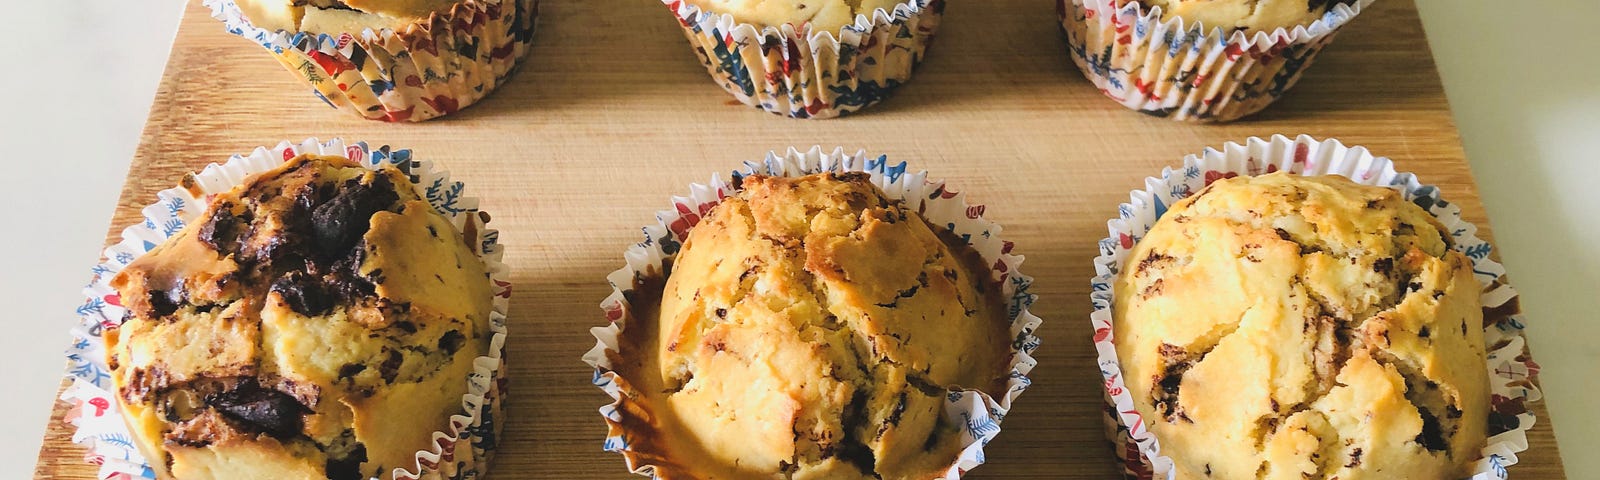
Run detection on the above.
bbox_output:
[665,1,944,119]
[1059,0,1372,122]
[1090,135,1544,479]
[584,147,1043,478]
[60,139,511,480]
[205,0,538,122]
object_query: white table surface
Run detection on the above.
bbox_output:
[1,1,1593,477]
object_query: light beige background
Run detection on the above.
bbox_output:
[0,0,1593,477]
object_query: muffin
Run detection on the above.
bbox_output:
[666,0,943,118]
[606,172,1013,478]
[103,154,495,479]
[236,0,459,32]
[1122,0,1357,32]
[1059,0,1371,121]
[686,0,905,32]
[1112,173,1488,479]
[209,0,538,121]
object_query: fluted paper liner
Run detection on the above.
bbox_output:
[61,139,510,480]
[205,0,537,122]
[583,147,1043,477]
[1091,135,1543,479]
[1059,0,1372,122]
[666,1,943,119]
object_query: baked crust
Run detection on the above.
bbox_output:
[685,0,907,33]
[1112,173,1489,479]
[609,172,1011,479]
[106,155,493,480]
[1117,0,1359,32]
[235,0,461,32]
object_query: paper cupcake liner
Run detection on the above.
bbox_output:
[61,139,511,480]
[1090,135,1543,479]
[205,0,538,122]
[666,0,943,119]
[583,147,1042,477]
[1058,0,1371,122]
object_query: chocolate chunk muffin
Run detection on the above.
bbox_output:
[609,172,1012,479]
[105,155,494,479]
[1119,0,1358,32]
[686,0,906,33]
[1113,173,1488,479]
[235,0,460,33]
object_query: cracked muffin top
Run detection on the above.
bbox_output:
[235,0,460,33]
[608,172,1012,479]
[1113,173,1488,479]
[1118,0,1358,32]
[106,155,493,480]
[685,0,907,33]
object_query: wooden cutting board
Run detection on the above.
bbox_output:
[33,0,1568,478]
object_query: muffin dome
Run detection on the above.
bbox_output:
[686,0,905,33]
[610,172,1012,479]
[236,0,459,32]
[1119,0,1356,32]
[1112,173,1488,479]
[105,155,494,480]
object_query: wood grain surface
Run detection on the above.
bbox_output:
[33,0,1568,478]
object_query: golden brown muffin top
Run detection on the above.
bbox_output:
[236,0,460,33]
[685,0,907,33]
[1119,0,1358,32]
[609,172,1011,479]
[1113,173,1488,479]
[106,155,493,480]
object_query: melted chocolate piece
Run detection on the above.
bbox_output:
[834,391,879,476]
[311,176,398,259]
[324,443,368,480]
[378,349,404,384]
[206,380,308,440]
[1415,407,1448,451]
[148,288,184,318]
[438,330,466,355]
[199,205,244,254]
[271,271,335,316]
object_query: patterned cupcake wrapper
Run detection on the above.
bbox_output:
[1058,0,1371,122]
[666,0,943,119]
[205,0,538,122]
[582,147,1043,477]
[1090,135,1543,479]
[60,139,511,480]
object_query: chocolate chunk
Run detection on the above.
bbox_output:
[310,176,399,258]
[337,363,367,380]
[378,349,404,384]
[207,380,308,440]
[1346,447,1363,468]
[835,391,879,476]
[324,443,368,480]
[199,206,244,253]
[885,392,908,427]
[1136,252,1174,276]
[148,288,184,317]
[1414,407,1448,451]
[1373,257,1393,275]
[271,272,334,316]
[1153,343,1194,423]
[438,330,466,355]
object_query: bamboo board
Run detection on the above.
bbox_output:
[33,0,1568,478]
